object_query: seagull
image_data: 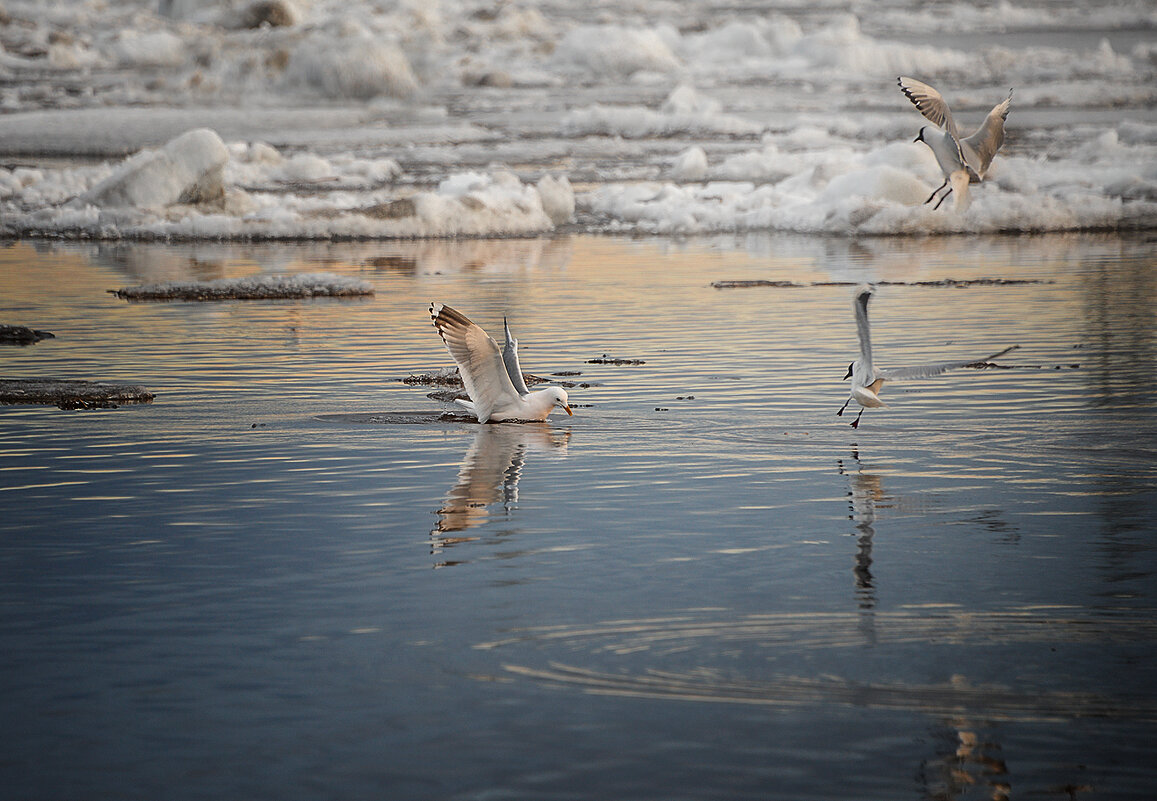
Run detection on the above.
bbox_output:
[430,303,573,423]
[898,76,1012,210]
[837,284,1018,428]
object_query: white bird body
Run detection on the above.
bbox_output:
[838,284,1018,428]
[430,303,573,423]
[899,76,1012,210]
[915,128,974,210]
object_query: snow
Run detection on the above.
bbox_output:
[0,0,1153,238]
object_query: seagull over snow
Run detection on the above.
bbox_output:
[430,303,573,423]
[898,76,1012,211]
[838,284,1018,428]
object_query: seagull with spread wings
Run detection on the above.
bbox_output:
[430,303,573,423]
[898,76,1012,210]
[838,284,1018,428]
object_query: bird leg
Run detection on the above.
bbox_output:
[923,179,948,205]
[933,187,953,211]
[850,407,865,429]
[837,397,851,417]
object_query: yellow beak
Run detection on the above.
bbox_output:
[563,404,573,416]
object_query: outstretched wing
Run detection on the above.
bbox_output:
[961,88,1012,178]
[898,76,960,140]
[430,303,521,422]
[879,345,1019,381]
[502,316,531,396]
[854,284,875,372]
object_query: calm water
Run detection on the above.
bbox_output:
[2,233,1156,800]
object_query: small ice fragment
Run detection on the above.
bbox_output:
[670,147,708,181]
[536,174,575,225]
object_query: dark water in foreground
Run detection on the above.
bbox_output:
[2,233,1156,800]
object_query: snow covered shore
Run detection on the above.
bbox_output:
[0,0,1153,238]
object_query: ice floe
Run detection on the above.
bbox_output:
[110,272,374,301]
[0,129,574,239]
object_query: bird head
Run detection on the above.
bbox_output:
[547,386,573,416]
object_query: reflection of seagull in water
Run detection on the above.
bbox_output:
[838,450,882,614]
[434,423,570,537]
[430,303,573,423]
[898,76,1012,211]
[838,284,1018,428]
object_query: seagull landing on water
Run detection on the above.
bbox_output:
[898,76,1012,211]
[430,303,573,423]
[837,284,1018,429]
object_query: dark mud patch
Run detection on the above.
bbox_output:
[403,369,591,391]
[712,278,1054,290]
[587,355,645,365]
[403,367,547,388]
[0,378,154,409]
[318,411,573,425]
[402,368,463,387]
[0,325,55,345]
[110,273,374,301]
[425,389,469,403]
[318,410,478,425]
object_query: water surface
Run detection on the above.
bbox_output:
[2,233,1155,800]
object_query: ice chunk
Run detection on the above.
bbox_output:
[274,153,334,183]
[670,147,709,181]
[552,25,682,77]
[660,85,720,116]
[80,129,229,209]
[112,30,186,69]
[820,165,931,206]
[284,34,418,99]
[536,174,575,225]
[561,104,762,138]
[110,273,374,301]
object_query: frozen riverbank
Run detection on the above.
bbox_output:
[1,0,1154,237]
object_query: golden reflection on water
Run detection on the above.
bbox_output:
[4,233,1151,413]
[431,423,570,560]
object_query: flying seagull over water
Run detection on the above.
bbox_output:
[898,76,1012,210]
[430,302,573,423]
[838,284,1018,428]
